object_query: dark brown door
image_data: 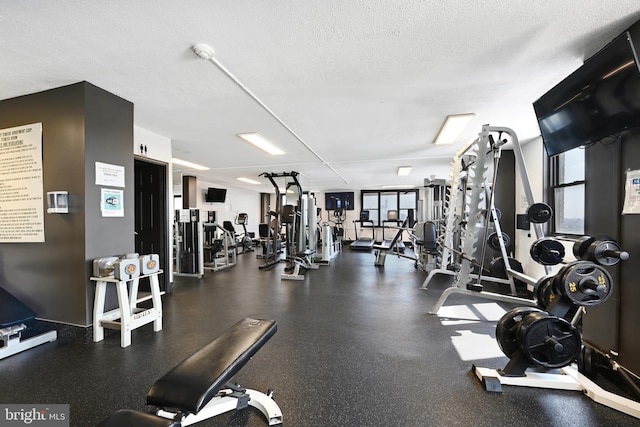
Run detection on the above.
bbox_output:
[135,159,168,291]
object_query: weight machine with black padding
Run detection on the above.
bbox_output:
[421,125,550,314]
[259,172,319,280]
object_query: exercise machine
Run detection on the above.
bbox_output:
[174,209,204,278]
[0,286,57,359]
[98,318,282,426]
[350,210,375,251]
[412,221,440,271]
[203,222,236,272]
[259,172,319,280]
[223,213,254,254]
[380,210,405,253]
[421,125,547,313]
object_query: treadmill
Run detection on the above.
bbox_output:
[350,210,376,251]
[380,210,405,253]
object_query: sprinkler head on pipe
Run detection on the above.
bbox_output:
[192,43,214,60]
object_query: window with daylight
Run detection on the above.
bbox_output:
[550,147,585,235]
[360,190,419,226]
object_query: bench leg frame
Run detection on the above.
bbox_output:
[0,326,57,360]
[156,388,283,426]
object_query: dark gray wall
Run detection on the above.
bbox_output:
[617,127,640,374]
[581,127,640,375]
[495,150,516,256]
[0,82,134,326]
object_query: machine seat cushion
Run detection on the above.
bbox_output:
[147,318,277,414]
[97,409,180,427]
[0,287,36,329]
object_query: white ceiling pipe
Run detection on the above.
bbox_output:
[192,43,349,184]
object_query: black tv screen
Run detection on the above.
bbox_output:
[205,188,227,203]
[325,192,354,211]
[533,31,640,156]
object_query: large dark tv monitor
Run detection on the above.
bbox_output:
[325,192,354,211]
[205,188,227,203]
[533,32,640,156]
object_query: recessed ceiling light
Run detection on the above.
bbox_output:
[397,166,412,176]
[433,114,475,145]
[238,133,285,155]
[171,158,210,170]
[237,177,261,185]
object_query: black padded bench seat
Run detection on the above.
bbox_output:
[98,318,281,426]
[1,286,57,360]
[0,286,36,328]
[147,318,277,413]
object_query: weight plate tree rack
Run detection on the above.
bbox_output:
[421,125,548,314]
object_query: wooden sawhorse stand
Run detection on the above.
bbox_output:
[91,271,163,348]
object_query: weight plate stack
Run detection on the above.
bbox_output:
[496,307,544,358]
[530,237,565,266]
[572,236,595,260]
[553,260,613,306]
[489,256,527,289]
[533,275,556,310]
[517,311,581,369]
[487,231,510,252]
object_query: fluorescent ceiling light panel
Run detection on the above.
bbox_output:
[397,166,412,176]
[238,132,285,155]
[171,158,210,170]
[237,177,261,185]
[433,114,475,145]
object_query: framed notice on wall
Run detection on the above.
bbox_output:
[622,169,640,214]
[100,188,124,217]
[0,123,45,243]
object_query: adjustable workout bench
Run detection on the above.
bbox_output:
[0,286,57,360]
[98,318,282,426]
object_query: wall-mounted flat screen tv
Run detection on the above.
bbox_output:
[205,188,227,203]
[533,31,640,156]
[325,191,354,211]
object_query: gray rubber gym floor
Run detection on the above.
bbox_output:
[1,249,638,426]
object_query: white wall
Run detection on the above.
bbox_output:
[195,181,261,236]
[514,136,550,278]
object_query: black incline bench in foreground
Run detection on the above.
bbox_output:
[98,318,282,426]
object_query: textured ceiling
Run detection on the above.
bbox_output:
[2,1,640,193]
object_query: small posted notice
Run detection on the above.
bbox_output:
[101,188,124,217]
[622,169,640,214]
[0,123,44,242]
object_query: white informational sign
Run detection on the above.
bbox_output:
[100,188,124,217]
[95,161,125,187]
[622,169,640,214]
[0,123,45,243]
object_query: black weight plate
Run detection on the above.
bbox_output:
[587,240,623,266]
[487,232,510,252]
[489,257,528,290]
[530,238,565,266]
[557,260,613,306]
[577,346,598,378]
[527,203,553,224]
[572,236,595,260]
[518,312,581,369]
[495,307,543,358]
[533,275,556,310]
[489,256,523,279]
